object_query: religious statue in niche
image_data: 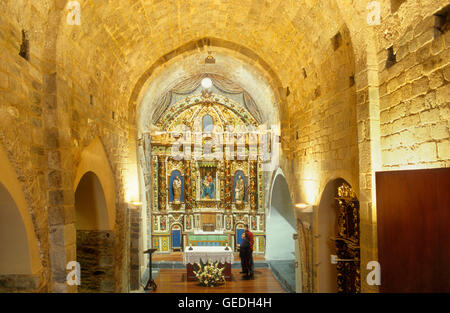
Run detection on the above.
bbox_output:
[225,215,232,230]
[198,166,217,200]
[202,171,214,199]
[186,215,192,230]
[160,216,167,231]
[233,171,247,203]
[251,215,257,230]
[173,176,182,203]
[169,170,183,203]
[195,215,200,228]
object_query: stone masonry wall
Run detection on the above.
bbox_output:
[0,4,50,291]
[377,3,450,169]
[76,230,115,292]
[286,25,359,212]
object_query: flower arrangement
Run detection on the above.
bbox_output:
[193,259,225,287]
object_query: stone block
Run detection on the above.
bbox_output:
[45,128,59,149]
[49,190,64,206]
[436,83,450,106]
[414,15,441,37]
[400,130,415,146]
[414,125,430,143]
[429,70,444,89]
[417,28,441,48]
[420,108,441,125]
[409,96,425,114]
[15,275,39,290]
[389,102,406,121]
[443,64,450,82]
[425,90,437,109]
[430,123,449,140]
[417,142,437,162]
[411,77,429,97]
[47,170,62,188]
[437,141,450,159]
[44,73,57,94]
[48,205,65,226]
[0,70,8,89]
[416,45,431,64]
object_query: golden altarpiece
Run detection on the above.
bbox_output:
[335,183,361,292]
[139,75,271,255]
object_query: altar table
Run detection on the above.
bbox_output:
[186,233,231,247]
[183,246,234,281]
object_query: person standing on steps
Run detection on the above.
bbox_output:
[244,224,254,277]
[239,232,252,278]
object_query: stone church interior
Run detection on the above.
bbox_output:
[0,0,449,294]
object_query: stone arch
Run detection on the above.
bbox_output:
[73,137,116,230]
[267,169,296,259]
[267,168,298,293]
[316,171,360,206]
[128,37,285,126]
[0,144,42,276]
[73,141,116,292]
[74,172,110,231]
[316,177,355,292]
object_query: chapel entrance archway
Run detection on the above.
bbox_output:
[267,169,297,292]
[317,178,360,293]
[0,182,34,275]
[0,144,42,291]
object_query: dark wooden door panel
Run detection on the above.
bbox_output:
[376,168,450,293]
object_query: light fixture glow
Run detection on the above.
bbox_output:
[201,77,212,89]
[295,203,314,213]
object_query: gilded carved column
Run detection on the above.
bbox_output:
[157,157,166,211]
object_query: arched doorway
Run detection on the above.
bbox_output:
[0,145,42,291]
[75,172,114,292]
[267,170,296,292]
[317,178,360,293]
[0,183,33,275]
[75,172,110,230]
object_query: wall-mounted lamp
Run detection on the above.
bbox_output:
[295,203,313,213]
[201,77,212,89]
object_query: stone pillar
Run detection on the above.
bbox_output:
[43,70,77,293]
[128,204,141,291]
[355,51,381,293]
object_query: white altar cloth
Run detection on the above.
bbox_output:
[183,246,234,265]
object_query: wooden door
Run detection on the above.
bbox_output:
[376,168,450,292]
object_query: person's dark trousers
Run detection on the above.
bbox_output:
[249,252,254,275]
[240,257,248,274]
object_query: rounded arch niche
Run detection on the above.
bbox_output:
[74,172,110,230]
[267,169,296,260]
[316,177,357,293]
[73,137,116,230]
[0,145,42,276]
